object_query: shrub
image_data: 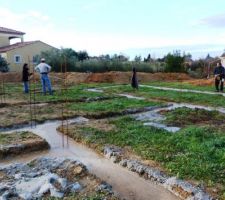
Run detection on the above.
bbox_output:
[165,51,185,72]
[40,48,166,73]
[0,56,9,72]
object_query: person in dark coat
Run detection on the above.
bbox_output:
[22,63,32,93]
[131,67,138,89]
[214,62,225,92]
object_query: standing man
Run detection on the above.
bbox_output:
[131,67,139,90]
[22,63,32,93]
[35,58,52,95]
[214,62,225,92]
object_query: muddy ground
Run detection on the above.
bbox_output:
[0,131,49,159]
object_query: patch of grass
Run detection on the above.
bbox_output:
[4,83,115,103]
[0,131,36,145]
[68,97,162,113]
[70,116,225,197]
[104,85,225,107]
[162,107,225,127]
[148,81,214,92]
[34,84,110,102]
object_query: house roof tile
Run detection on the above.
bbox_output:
[0,27,25,35]
[0,41,39,53]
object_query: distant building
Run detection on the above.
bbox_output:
[0,27,56,72]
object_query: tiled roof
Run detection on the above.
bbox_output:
[0,41,39,53]
[0,27,25,35]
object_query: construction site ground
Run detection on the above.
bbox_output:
[0,72,224,200]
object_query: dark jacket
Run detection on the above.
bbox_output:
[22,67,32,82]
[131,67,138,89]
[214,66,225,79]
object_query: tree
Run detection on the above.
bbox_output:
[184,53,192,60]
[134,55,142,62]
[144,54,152,62]
[165,50,185,72]
[0,56,9,72]
[111,54,128,62]
[41,48,78,72]
[118,54,129,62]
[99,54,111,61]
[76,51,89,61]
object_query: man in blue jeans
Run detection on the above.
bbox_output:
[35,58,52,95]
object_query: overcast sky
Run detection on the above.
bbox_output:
[1,0,225,58]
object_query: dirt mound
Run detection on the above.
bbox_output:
[184,78,214,86]
[1,72,22,83]
[84,72,192,84]
[2,71,192,84]
[1,72,40,83]
[67,72,191,84]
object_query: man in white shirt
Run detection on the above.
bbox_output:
[35,58,52,95]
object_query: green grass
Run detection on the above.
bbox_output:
[34,85,106,102]
[162,107,225,127]
[0,131,35,145]
[68,97,162,113]
[104,85,225,107]
[147,81,214,92]
[70,116,225,197]
[3,83,114,103]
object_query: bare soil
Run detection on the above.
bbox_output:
[2,71,192,84]
[184,78,214,86]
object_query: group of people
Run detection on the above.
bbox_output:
[22,58,52,95]
[22,60,225,95]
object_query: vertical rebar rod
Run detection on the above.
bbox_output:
[2,73,5,103]
[0,73,3,104]
[29,57,33,128]
[32,60,37,128]
[0,73,2,104]
[64,56,69,147]
[61,60,64,147]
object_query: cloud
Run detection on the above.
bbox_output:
[0,7,51,28]
[0,6,225,57]
[195,13,225,28]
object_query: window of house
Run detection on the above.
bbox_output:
[14,55,22,64]
[32,55,39,64]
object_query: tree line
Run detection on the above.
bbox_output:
[0,48,218,76]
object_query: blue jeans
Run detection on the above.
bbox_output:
[41,74,52,95]
[23,81,29,93]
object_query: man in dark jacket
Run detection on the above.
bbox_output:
[131,67,138,89]
[22,63,32,93]
[214,62,225,92]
